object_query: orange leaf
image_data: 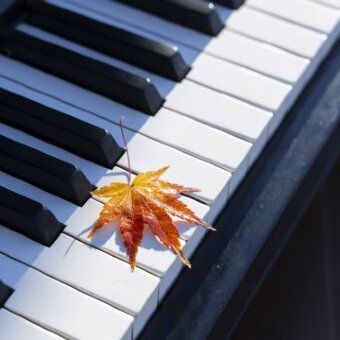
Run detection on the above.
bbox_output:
[88,167,214,270]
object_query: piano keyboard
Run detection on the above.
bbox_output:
[0,0,339,339]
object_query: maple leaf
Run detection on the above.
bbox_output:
[87,115,214,271]
[88,166,215,271]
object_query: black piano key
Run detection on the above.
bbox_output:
[207,0,246,9]
[0,27,163,115]
[25,0,190,81]
[0,88,123,168]
[0,186,64,246]
[0,136,93,206]
[115,0,223,36]
[0,280,13,308]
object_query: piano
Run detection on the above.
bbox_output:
[0,0,339,339]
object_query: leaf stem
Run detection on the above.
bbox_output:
[120,114,132,185]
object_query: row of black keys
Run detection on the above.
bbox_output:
[0,87,117,246]
[0,0,246,257]
[0,0,244,114]
[0,88,114,204]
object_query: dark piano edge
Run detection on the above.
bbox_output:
[139,38,340,340]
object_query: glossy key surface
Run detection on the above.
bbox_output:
[203,0,245,9]
[0,134,93,205]
[0,88,123,168]
[0,186,64,246]
[115,0,224,36]
[26,0,190,81]
[0,27,163,114]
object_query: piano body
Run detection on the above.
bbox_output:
[0,0,339,339]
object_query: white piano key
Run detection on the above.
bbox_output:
[166,80,272,142]
[309,0,340,9]
[224,7,327,59]
[136,109,252,171]
[205,30,310,84]
[0,309,63,340]
[189,54,292,112]
[246,0,340,34]
[0,254,133,340]
[0,227,159,336]
[64,197,209,298]
[49,0,310,85]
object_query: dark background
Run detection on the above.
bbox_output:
[231,159,340,340]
